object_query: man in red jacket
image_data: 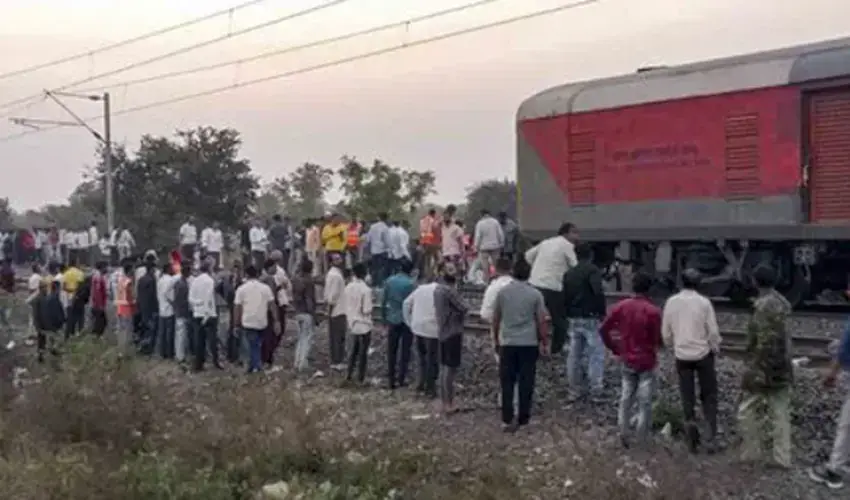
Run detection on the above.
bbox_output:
[599,272,663,449]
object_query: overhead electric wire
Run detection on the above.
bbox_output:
[0,0,273,83]
[0,0,600,145]
[0,0,351,115]
[75,0,504,94]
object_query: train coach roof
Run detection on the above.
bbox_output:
[517,36,850,121]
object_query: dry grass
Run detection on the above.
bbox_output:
[0,338,521,499]
[0,335,760,499]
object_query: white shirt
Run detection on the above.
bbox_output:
[480,275,514,322]
[27,273,42,293]
[88,226,98,247]
[157,274,177,317]
[188,272,217,319]
[525,236,578,291]
[403,282,439,339]
[662,289,721,361]
[249,226,267,252]
[234,278,275,330]
[473,215,504,252]
[77,231,89,249]
[343,278,373,335]
[98,238,111,256]
[201,227,224,253]
[324,266,346,317]
[179,222,198,245]
[273,265,291,305]
[388,226,410,260]
[118,229,134,248]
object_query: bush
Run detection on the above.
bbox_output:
[0,338,520,499]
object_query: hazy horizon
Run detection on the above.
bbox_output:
[2,0,849,211]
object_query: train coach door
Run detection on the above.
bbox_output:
[805,88,850,222]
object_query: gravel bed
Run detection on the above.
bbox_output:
[272,315,848,499]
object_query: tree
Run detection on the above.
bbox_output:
[463,179,516,227]
[255,186,283,221]
[336,156,436,221]
[82,126,259,250]
[270,162,333,221]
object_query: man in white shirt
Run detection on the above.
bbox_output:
[524,222,578,355]
[324,253,347,370]
[249,219,268,269]
[179,217,198,263]
[234,264,280,373]
[388,220,411,275]
[473,209,505,282]
[440,216,465,267]
[343,262,373,384]
[188,261,221,371]
[403,280,440,398]
[77,230,89,267]
[156,265,177,359]
[117,226,135,260]
[200,221,224,270]
[662,268,721,453]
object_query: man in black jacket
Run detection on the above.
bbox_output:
[563,242,607,402]
[33,279,65,364]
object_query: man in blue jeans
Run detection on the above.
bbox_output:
[562,242,607,402]
[599,272,663,449]
[233,264,279,373]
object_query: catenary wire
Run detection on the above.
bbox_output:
[0,0,600,145]
[75,0,505,94]
[0,0,352,115]
[0,0,273,82]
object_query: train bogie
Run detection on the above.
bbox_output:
[517,37,850,308]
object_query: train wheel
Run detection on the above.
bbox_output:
[778,264,811,308]
[727,280,754,307]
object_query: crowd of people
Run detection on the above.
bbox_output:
[0,208,847,492]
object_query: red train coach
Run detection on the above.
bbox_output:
[516,37,850,306]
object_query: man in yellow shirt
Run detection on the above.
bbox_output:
[321,213,348,269]
[62,257,86,338]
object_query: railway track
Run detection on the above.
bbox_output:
[348,305,837,367]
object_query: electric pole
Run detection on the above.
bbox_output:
[103,93,113,235]
[10,90,114,234]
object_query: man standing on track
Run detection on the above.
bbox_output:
[434,263,469,416]
[324,253,347,371]
[599,271,662,449]
[524,222,578,356]
[808,313,850,490]
[365,213,390,287]
[737,265,793,468]
[179,217,198,264]
[382,259,417,390]
[563,242,607,403]
[491,259,549,432]
[662,268,721,454]
[201,221,224,270]
[418,209,440,281]
[473,209,504,283]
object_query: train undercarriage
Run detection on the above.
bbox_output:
[591,239,850,308]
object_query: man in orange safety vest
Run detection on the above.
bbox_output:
[346,218,362,268]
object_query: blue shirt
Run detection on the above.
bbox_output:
[382,273,416,325]
[367,221,390,256]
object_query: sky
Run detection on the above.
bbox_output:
[1,0,850,211]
